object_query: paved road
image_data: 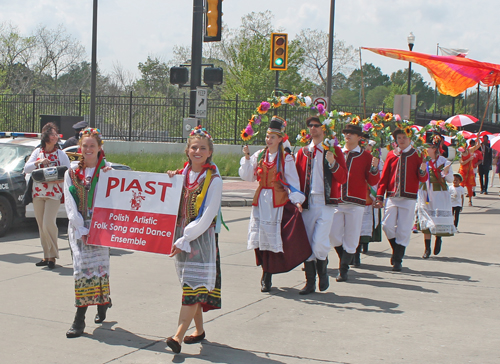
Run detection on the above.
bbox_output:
[1,186,499,363]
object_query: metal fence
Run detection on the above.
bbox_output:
[4,91,477,144]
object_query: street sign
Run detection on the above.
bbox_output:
[195,87,208,118]
[313,97,329,111]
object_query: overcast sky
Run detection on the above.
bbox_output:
[2,0,499,89]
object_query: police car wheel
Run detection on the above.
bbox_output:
[0,195,13,237]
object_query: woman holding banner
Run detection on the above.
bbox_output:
[63,128,112,338]
[165,126,223,354]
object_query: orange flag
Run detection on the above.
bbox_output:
[362,47,500,97]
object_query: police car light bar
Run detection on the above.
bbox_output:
[0,132,62,138]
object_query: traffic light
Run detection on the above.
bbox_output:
[204,0,222,42]
[270,33,288,71]
[170,67,189,85]
[204,67,223,85]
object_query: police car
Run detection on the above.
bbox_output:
[0,132,131,237]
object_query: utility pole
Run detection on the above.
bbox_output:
[90,0,98,128]
[189,0,204,120]
[326,0,336,111]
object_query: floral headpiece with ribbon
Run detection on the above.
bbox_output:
[79,127,102,138]
[190,125,212,140]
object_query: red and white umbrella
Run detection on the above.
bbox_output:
[445,114,479,127]
[458,130,475,139]
[490,135,500,153]
[443,135,453,146]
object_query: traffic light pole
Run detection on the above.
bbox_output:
[189,0,203,121]
[275,71,279,94]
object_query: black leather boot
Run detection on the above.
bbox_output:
[334,246,343,260]
[261,271,272,292]
[353,245,362,267]
[392,244,406,272]
[316,258,329,291]
[388,238,396,265]
[336,250,354,282]
[95,299,112,323]
[434,236,442,255]
[66,306,87,338]
[422,239,431,259]
[299,261,316,295]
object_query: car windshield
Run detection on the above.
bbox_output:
[0,144,34,173]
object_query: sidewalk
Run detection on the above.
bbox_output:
[1,187,500,363]
[221,177,257,206]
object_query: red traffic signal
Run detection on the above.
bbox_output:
[270,33,288,71]
[204,0,222,42]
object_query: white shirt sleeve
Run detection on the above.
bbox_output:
[23,148,41,174]
[63,169,89,239]
[284,154,305,204]
[173,175,223,252]
[238,150,261,182]
[58,149,72,168]
[440,157,454,183]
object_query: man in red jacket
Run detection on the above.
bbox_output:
[374,128,427,271]
[330,124,380,281]
[295,116,347,294]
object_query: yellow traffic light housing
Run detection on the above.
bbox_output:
[270,33,288,71]
[204,0,222,42]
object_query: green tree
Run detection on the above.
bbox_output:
[390,69,435,111]
[366,85,391,107]
[211,11,309,100]
[0,23,37,93]
[346,63,390,93]
[135,56,174,95]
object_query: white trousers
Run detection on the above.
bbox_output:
[330,204,365,254]
[301,195,336,261]
[382,197,416,247]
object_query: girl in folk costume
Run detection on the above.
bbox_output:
[166,126,223,354]
[239,116,311,293]
[458,137,481,206]
[63,128,113,338]
[417,132,455,258]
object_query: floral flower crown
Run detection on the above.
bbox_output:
[190,125,212,140]
[242,92,326,142]
[79,127,102,138]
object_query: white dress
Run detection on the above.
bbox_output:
[173,168,223,292]
[417,156,456,236]
[239,150,305,253]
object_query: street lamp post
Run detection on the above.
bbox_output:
[326,0,336,111]
[407,32,415,96]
